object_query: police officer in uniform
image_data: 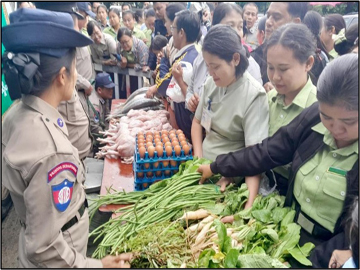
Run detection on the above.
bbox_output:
[35,2,94,160]
[89,72,114,155]
[2,8,131,268]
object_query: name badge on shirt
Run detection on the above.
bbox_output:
[201,98,212,132]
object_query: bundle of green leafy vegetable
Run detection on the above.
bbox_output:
[195,191,315,268]
[117,220,196,268]
[89,158,232,260]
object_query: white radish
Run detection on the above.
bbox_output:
[194,221,213,245]
[186,215,215,233]
[180,209,209,221]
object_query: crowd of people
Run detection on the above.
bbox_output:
[1,1,359,269]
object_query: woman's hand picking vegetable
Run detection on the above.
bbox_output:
[220,215,234,224]
[328,250,352,268]
[197,164,214,184]
[101,253,133,268]
[217,177,234,192]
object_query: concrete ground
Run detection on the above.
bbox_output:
[1,193,105,268]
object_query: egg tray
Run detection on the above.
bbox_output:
[134,159,187,172]
[134,180,160,191]
[134,148,193,164]
[133,161,179,183]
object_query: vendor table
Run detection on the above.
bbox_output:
[99,99,178,212]
[99,99,134,212]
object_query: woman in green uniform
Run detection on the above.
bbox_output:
[122,10,146,42]
[266,23,318,195]
[103,8,122,40]
[197,53,358,268]
[191,25,269,209]
[2,8,131,268]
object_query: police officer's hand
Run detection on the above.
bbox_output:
[85,85,93,96]
[101,253,133,268]
[329,249,352,268]
[188,93,200,113]
[263,82,275,93]
[172,62,183,82]
[197,164,214,184]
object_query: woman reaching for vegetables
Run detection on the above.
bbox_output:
[197,53,359,268]
[191,24,269,210]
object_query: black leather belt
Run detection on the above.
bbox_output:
[294,199,333,241]
[61,199,88,232]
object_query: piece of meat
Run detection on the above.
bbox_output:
[128,120,144,129]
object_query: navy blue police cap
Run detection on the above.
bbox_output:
[95,72,116,88]
[2,8,93,58]
[34,2,84,20]
[77,2,96,19]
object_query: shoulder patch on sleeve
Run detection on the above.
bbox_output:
[48,162,78,183]
[52,179,74,212]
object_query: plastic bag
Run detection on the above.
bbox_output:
[166,61,193,103]
[259,171,277,196]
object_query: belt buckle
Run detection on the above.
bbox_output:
[297,212,314,235]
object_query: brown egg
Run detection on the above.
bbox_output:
[154,138,161,144]
[137,134,145,139]
[183,144,190,155]
[178,135,186,141]
[144,163,150,169]
[163,160,169,167]
[146,171,153,178]
[180,140,187,147]
[153,131,160,137]
[138,142,145,149]
[176,129,183,135]
[171,137,179,142]
[170,160,177,167]
[162,137,170,143]
[148,146,155,158]
[146,137,153,143]
[139,146,146,159]
[174,145,181,156]
[156,141,163,146]
[169,129,176,134]
[154,134,161,140]
[164,170,171,176]
[138,138,145,144]
[153,162,159,168]
[169,133,176,139]
[165,146,173,156]
[146,131,153,137]
[164,142,172,148]
[146,142,153,148]
[143,182,149,188]
[155,145,163,157]
[137,172,144,178]
[161,130,168,135]
[171,141,179,147]
[155,170,162,176]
